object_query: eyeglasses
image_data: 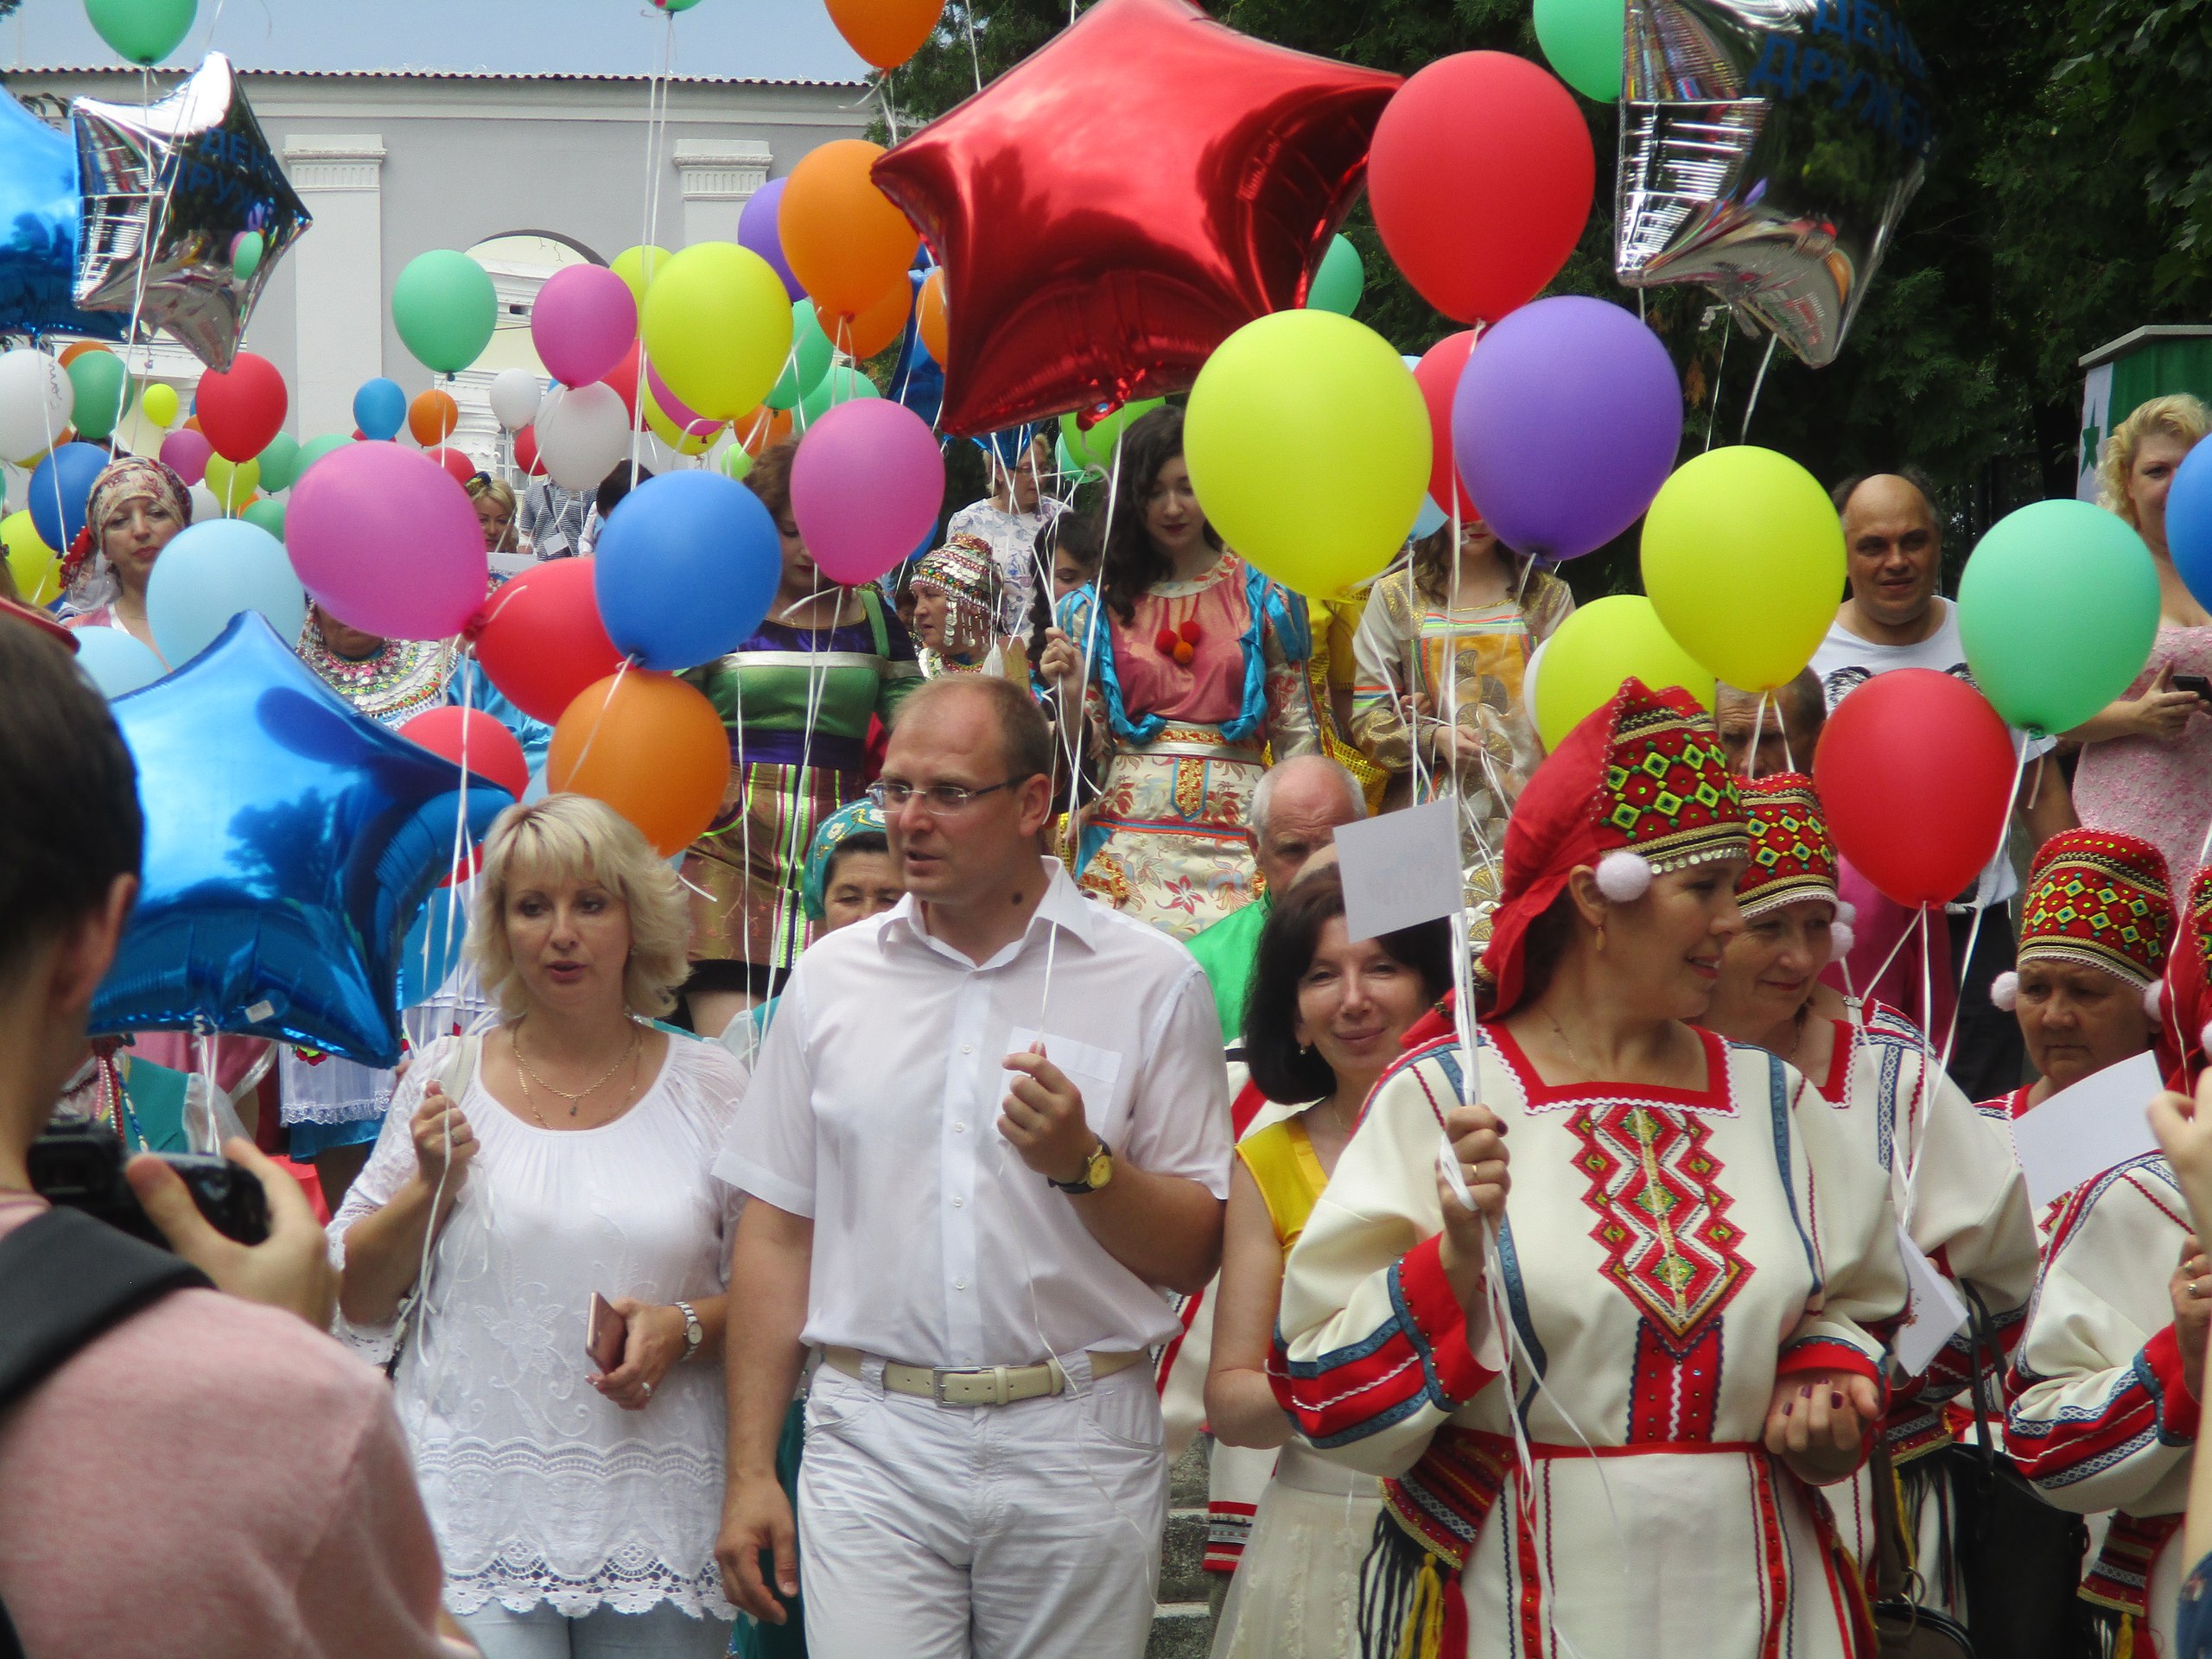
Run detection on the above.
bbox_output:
[866,777,1028,813]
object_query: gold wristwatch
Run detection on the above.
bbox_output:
[1049,1137,1114,1195]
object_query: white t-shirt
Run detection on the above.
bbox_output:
[1808,597,2050,906]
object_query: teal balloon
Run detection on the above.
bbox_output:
[243,496,286,540]
[73,624,166,696]
[1306,235,1364,316]
[1957,499,2162,737]
[85,0,197,65]
[1534,0,1626,102]
[145,519,305,666]
[767,301,836,411]
[296,433,353,478]
[255,431,301,493]
[391,250,497,374]
[232,230,264,281]
[66,350,131,442]
[797,365,880,425]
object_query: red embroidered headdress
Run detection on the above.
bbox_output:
[1735,772,1841,925]
[1993,830,2173,1017]
[1479,677,1748,1018]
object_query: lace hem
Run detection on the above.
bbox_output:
[280,1096,391,1126]
[442,1546,734,1620]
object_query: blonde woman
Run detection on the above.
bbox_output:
[2071,393,2212,876]
[331,793,744,1659]
[466,474,520,556]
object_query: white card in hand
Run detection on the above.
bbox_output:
[1337,797,1463,943]
[2009,1050,2165,1211]
[1891,1222,1969,1379]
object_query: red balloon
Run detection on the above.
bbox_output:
[1367,53,1594,326]
[471,557,626,724]
[600,340,642,426]
[1814,669,2018,909]
[1414,330,1479,520]
[872,0,1399,436]
[514,425,544,476]
[397,705,531,799]
[195,352,289,462]
[429,445,477,485]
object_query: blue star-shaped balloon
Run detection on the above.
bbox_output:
[0,86,129,342]
[90,613,511,1068]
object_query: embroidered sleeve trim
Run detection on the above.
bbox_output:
[2144,1323,2202,1443]
[1777,1336,1880,1385]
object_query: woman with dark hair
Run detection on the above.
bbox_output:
[58,454,192,652]
[679,441,921,1041]
[1274,679,1904,1659]
[1038,406,1319,938]
[1203,866,1450,1659]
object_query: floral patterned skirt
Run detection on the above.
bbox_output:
[1075,727,1264,940]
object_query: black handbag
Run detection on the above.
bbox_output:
[1869,1433,1977,1658]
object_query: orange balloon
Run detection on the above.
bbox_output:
[824,0,944,70]
[59,341,106,367]
[815,277,913,360]
[182,415,201,433]
[917,269,949,365]
[547,671,731,856]
[737,405,794,457]
[779,139,920,318]
[409,388,460,446]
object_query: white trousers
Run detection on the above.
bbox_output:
[797,1354,1168,1659]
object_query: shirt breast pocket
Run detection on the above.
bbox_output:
[1006,1027,1126,1141]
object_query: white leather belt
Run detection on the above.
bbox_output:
[823,1344,1144,1408]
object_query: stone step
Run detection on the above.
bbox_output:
[1145,1600,1214,1659]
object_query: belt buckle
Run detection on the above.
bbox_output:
[931,1365,1010,1407]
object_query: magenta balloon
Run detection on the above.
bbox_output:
[790,399,944,587]
[645,361,720,437]
[738,178,804,302]
[531,264,639,390]
[287,442,490,639]
[159,428,213,486]
[1452,296,1683,562]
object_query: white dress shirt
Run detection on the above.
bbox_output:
[716,858,1231,1370]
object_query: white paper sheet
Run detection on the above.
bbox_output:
[1891,1222,1970,1378]
[2008,1049,2165,1211]
[1335,796,1462,944]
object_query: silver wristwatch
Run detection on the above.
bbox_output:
[674,1300,703,1362]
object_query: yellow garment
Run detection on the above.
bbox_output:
[1237,1114,1329,1257]
[1306,591,1391,814]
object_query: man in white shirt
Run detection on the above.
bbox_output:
[1808,472,2078,1096]
[715,674,1230,1659]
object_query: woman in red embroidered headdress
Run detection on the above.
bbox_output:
[1274,680,1905,1659]
[56,454,192,655]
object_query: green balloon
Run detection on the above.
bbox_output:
[1305,235,1364,316]
[392,251,497,374]
[1957,499,2163,736]
[296,433,353,479]
[232,230,264,282]
[242,497,286,541]
[255,431,301,493]
[1058,397,1165,474]
[85,0,197,65]
[659,0,704,12]
[721,443,755,481]
[1533,0,1626,103]
[797,365,880,425]
[1055,433,1081,480]
[766,302,836,411]
[66,351,132,442]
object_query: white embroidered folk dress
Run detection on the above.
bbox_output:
[328,1033,742,1621]
[1274,1028,1907,1659]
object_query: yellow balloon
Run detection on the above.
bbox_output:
[2,510,59,605]
[140,380,179,429]
[203,454,261,514]
[644,393,721,456]
[612,245,672,307]
[1642,446,1846,693]
[639,243,796,423]
[1183,309,1429,598]
[1532,594,1715,750]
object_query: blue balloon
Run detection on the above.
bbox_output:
[353,377,407,442]
[2168,441,2212,613]
[1412,493,1448,541]
[29,442,111,553]
[72,624,167,697]
[397,890,470,1010]
[146,519,306,667]
[90,613,513,1066]
[0,91,128,340]
[593,471,781,671]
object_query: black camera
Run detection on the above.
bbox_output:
[29,1120,270,1248]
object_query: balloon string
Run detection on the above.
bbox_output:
[1705,309,1733,454]
[441,647,478,983]
[628,11,675,487]
[1741,336,1780,445]
[1936,731,2030,1073]
[563,653,635,785]
[964,4,984,92]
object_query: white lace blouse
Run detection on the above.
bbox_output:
[328,1032,744,1620]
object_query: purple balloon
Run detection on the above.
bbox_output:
[160,427,213,486]
[790,399,944,587]
[740,178,804,302]
[1452,296,1683,562]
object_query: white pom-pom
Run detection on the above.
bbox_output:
[1989,970,2019,1012]
[2145,981,2165,1020]
[1835,900,1858,926]
[1828,922,1856,958]
[2202,1020,2212,1055]
[1595,849,1655,902]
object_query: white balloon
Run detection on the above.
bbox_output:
[0,351,75,467]
[188,482,221,524]
[489,367,543,432]
[533,383,631,492]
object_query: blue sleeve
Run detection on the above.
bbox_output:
[2183,1556,2212,1659]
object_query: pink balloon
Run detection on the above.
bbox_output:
[646,362,720,438]
[530,264,639,390]
[790,400,945,587]
[159,428,213,486]
[287,442,490,640]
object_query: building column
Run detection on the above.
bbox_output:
[673,139,772,247]
[281,136,386,441]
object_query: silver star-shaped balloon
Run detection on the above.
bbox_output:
[1614,0,1936,368]
[71,54,309,371]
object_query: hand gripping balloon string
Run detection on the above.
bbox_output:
[1936,731,2028,1073]
[1741,336,1781,445]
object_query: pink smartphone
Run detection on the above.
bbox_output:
[587,1293,628,1374]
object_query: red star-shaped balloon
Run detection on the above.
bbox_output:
[874,0,1400,437]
